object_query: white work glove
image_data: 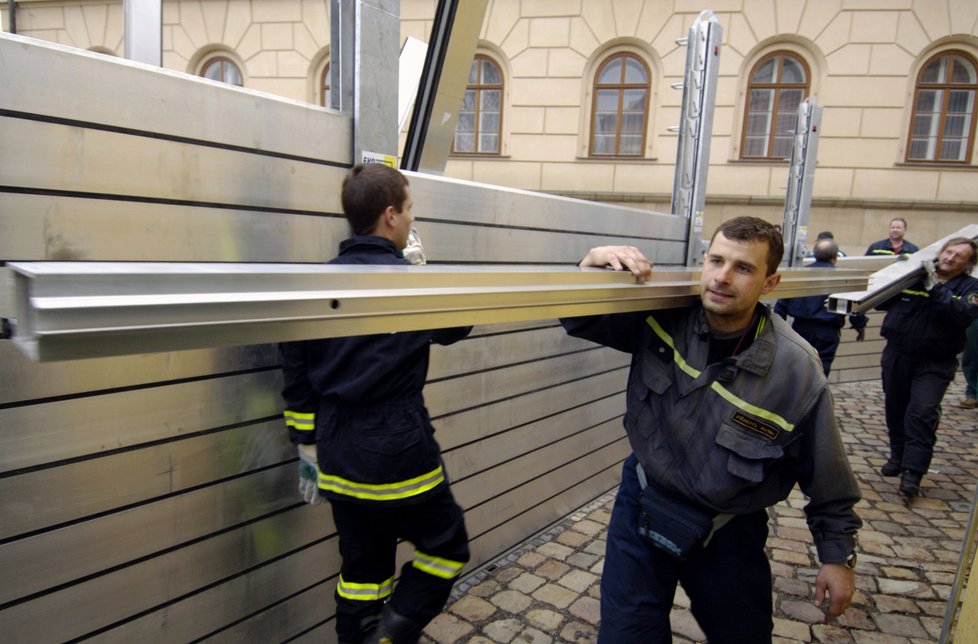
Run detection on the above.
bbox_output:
[297,444,323,505]
[922,258,939,291]
[403,227,427,265]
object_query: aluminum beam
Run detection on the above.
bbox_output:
[827,224,978,315]
[7,263,869,362]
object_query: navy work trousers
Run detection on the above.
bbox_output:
[881,345,956,474]
[792,319,842,376]
[599,454,773,644]
[329,484,469,643]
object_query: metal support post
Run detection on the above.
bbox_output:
[123,0,161,66]
[782,98,822,267]
[331,0,400,164]
[670,10,722,267]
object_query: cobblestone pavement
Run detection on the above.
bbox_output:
[422,376,978,643]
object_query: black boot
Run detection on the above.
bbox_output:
[899,470,922,497]
[362,605,424,644]
[881,459,901,477]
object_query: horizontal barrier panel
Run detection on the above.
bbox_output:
[0,370,283,472]
[0,463,301,606]
[0,419,290,540]
[0,506,336,642]
[0,34,353,164]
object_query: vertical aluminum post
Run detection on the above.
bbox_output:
[781,98,822,267]
[331,0,400,164]
[329,0,354,115]
[671,10,722,267]
[123,0,161,66]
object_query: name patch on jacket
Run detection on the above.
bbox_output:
[731,411,780,441]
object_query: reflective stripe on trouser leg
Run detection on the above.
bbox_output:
[412,550,465,580]
[336,575,394,601]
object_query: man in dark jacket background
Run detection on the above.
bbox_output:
[866,217,919,256]
[878,237,978,497]
[775,238,867,376]
[280,164,471,644]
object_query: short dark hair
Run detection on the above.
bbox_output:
[341,164,410,235]
[890,217,908,228]
[816,231,834,240]
[710,217,784,275]
[813,239,839,263]
[940,237,978,274]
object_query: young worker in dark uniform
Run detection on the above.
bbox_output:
[281,164,471,644]
[877,237,978,497]
[561,217,861,644]
[865,217,919,256]
[775,238,867,376]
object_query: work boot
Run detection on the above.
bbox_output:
[880,460,901,477]
[362,605,423,644]
[899,470,922,497]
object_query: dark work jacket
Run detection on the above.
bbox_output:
[280,236,471,505]
[774,260,868,330]
[865,239,919,256]
[561,304,861,565]
[878,272,978,361]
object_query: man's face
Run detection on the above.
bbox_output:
[936,243,975,279]
[392,186,415,251]
[701,232,781,333]
[889,220,906,242]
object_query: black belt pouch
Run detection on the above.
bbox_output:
[637,484,715,560]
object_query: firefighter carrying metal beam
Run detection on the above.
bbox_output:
[280,164,471,644]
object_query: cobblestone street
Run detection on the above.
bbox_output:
[423,376,978,643]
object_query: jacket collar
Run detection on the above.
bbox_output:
[338,235,404,258]
[693,304,777,376]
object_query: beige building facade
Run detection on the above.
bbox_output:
[5,0,977,252]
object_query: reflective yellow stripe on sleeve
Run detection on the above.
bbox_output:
[336,575,394,601]
[412,550,465,580]
[283,410,315,432]
[646,315,795,433]
[319,465,445,501]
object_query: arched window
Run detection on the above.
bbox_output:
[907,51,978,163]
[201,56,243,87]
[320,62,331,108]
[590,53,650,157]
[741,52,810,160]
[453,55,503,154]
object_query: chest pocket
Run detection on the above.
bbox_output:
[715,422,785,482]
[640,341,674,395]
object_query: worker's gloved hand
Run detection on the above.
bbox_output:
[854,326,866,342]
[297,444,323,505]
[403,227,426,265]
[922,258,939,291]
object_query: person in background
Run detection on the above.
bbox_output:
[776,238,867,376]
[812,231,846,257]
[561,217,861,643]
[866,218,919,256]
[280,164,471,644]
[877,237,978,497]
[961,319,978,409]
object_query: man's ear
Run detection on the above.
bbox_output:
[761,272,781,295]
[380,205,396,231]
